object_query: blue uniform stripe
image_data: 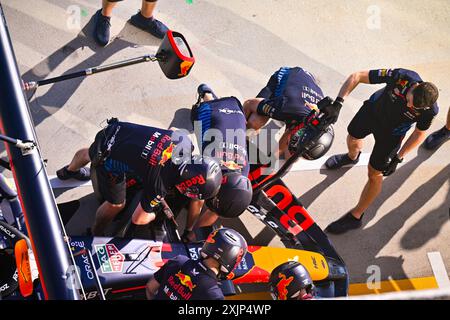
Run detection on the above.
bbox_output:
[104,158,130,174]
[196,103,212,147]
[275,67,290,97]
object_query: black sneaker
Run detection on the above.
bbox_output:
[56,165,91,181]
[197,83,218,100]
[129,11,168,39]
[325,212,363,235]
[325,152,361,169]
[93,9,111,47]
[424,126,450,150]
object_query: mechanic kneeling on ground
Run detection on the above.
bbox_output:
[180,84,253,242]
[146,227,247,300]
[243,66,334,160]
[321,68,439,234]
[57,119,222,237]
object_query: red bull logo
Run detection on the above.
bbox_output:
[205,229,219,244]
[175,271,196,292]
[176,174,206,193]
[276,273,294,300]
[159,143,174,166]
[178,60,193,77]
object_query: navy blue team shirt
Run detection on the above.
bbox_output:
[192,97,249,176]
[153,255,224,300]
[367,68,439,135]
[102,122,189,212]
[256,66,324,126]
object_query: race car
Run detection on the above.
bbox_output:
[0,4,347,300]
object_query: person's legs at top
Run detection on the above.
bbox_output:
[140,0,158,18]
[93,0,119,46]
[424,106,450,150]
[130,0,169,39]
[102,0,118,17]
[56,148,91,181]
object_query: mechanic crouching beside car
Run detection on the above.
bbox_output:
[57,118,222,237]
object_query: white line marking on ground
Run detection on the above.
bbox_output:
[48,176,92,189]
[6,152,372,190]
[427,251,450,289]
[7,152,396,189]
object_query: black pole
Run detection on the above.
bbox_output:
[0,5,79,300]
[26,54,157,89]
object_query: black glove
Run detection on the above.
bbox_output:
[383,154,403,176]
[321,97,344,124]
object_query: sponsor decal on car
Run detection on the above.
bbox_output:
[95,244,125,273]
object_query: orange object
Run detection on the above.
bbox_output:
[14,239,33,297]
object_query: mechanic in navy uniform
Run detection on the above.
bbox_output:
[243,66,328,159]
[57,119,222,236]
[269,261,316,300]
[320,68,439,234]
[180,85,253,242]
[146,228,247,300]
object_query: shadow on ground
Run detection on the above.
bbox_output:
[327,146,444,282]
[22,13,160,127]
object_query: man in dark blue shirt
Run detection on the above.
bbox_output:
[243,67,324,159]
[321,68,439,234]
[181,85,253,242]
[146,228,247,300]
[57,119,222,236]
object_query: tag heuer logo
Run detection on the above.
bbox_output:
[95,244,125,273]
